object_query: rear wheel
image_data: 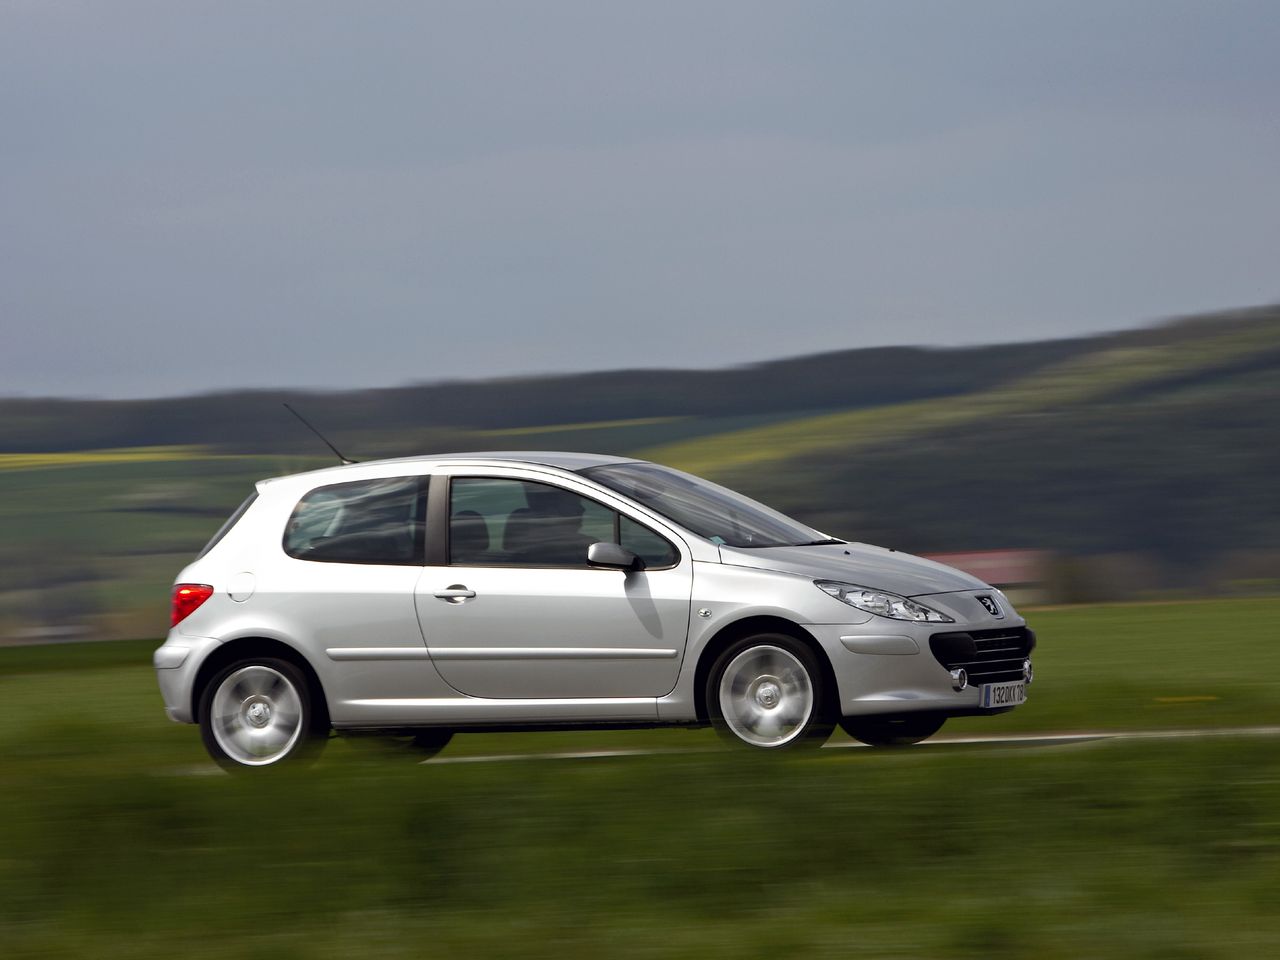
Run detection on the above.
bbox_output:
[199,658,327,770]
[707,634,833,750]
[840,714,945,747]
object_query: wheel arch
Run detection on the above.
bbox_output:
[692,615,838,722]
[191,636,330,730]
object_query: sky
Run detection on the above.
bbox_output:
[2,0,1278,398]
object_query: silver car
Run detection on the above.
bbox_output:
[155,452,1034,768]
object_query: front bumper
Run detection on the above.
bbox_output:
[805,617,1034,718]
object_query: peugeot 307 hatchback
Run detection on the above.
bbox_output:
[155,452,1035,768]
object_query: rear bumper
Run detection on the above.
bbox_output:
[153,634,223,723]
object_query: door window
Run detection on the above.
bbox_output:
[449,478,614,567]
[448,478,681,569]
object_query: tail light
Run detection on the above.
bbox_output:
[172,583,215,627]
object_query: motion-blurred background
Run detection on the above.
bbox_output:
[4,3,1278,642]
[3,3,1280,958]
[1,303,1278,642]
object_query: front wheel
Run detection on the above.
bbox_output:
[408,729,454,759]
[199,658,327,770]
[340,729,454,761]
[840,714,945,747]
[708,634,833,750]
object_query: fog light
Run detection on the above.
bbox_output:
[949,668,968,692]
[1023,659,1034,684]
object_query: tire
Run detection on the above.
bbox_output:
[409,729,454,758]
[707,633,833,750]
[199,657,328,770]
[341,729,454,761]
[840,713,945,747]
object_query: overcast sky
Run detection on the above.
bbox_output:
[3,1,1278,398]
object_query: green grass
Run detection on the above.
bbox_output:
[2,731,1280,957]
[0,637,157,675]
[3,600,1280,957]
[952,597,1280,736]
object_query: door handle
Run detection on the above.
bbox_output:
[435,585,476,603]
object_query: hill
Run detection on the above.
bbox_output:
[0,312,1239,454]
[0,303,1276,638]
[641,307,1280,475]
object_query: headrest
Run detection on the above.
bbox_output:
[526,485,584,517]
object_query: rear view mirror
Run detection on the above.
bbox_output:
[587,541,639,570]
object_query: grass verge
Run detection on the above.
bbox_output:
[2,599,1280,957]
[2,736,1280,958]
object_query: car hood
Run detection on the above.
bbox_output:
[716,542,989,597]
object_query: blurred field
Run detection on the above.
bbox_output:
[0,445,223,472]
[3,599,1280,958]
[641,319,1280,475]
[480,409,815,457]
[0,313,1274,956]
[0,454,326,638]
[2,308,1278,640]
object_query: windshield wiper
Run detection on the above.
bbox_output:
[792,538,845,546]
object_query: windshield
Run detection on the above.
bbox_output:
[581,462,838,549]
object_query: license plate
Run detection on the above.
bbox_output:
[979,680,1027,709]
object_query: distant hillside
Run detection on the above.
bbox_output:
[705,318,1280,594]
[0,312,1213,455]
[0,303,1277,637]
[642,307,1280,476]
[0,340,1090,453]
[8,305,1274,454]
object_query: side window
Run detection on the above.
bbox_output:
[620,515,678,569]
[284,476,424,565]
[448,477,680,569]
[450,478,612,567]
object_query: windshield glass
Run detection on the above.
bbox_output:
[582,462,838,549]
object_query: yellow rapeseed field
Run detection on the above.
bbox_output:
[0,446,220,472]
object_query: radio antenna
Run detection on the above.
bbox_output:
[282,402,358,464]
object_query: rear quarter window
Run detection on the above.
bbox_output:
[284,476,425,565]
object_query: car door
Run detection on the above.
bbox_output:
[266,474,447,714]
[414,468,693,699]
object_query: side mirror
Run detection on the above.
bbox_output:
[587,541,639,570]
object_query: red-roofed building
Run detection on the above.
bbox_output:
[923,549,1052,606]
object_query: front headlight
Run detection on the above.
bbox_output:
[815,580,954,623]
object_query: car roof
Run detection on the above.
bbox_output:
[260,451,641,486]
[392,451,638,470]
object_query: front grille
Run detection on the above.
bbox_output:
[929,627,1035,685]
